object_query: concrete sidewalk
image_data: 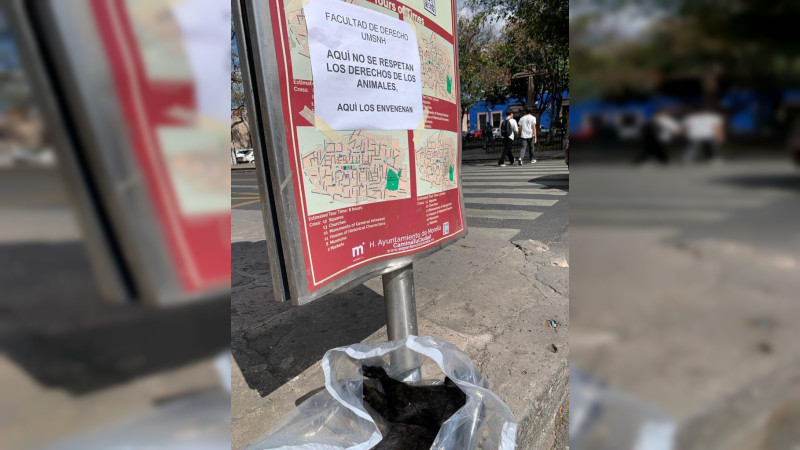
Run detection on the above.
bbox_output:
[231,210,569,449]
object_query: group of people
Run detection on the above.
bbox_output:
[636,106,725,164]
[497,108,538,167]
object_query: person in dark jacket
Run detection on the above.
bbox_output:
[498,111,518,166]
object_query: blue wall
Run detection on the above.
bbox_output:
[568,97,680,134]
[468,100,513,132]
[569,90,800,137]
[467,92,569,132]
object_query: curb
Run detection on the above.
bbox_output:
[232,163,256,171]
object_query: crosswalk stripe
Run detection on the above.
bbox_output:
[463,172,568,176]
[464,197,559,206]
[461,174,567,179]
[463,163,565,167]
[462,164,565,167]
[463,169,567,173]
[464,172,567,176]
[465,162,564,166]
[462,188,567,196]
[462,167,565,171]
[465,209,543,220]
[463,163,565,166]
[570,197,766,208]
[461,168,566,172]
[462,177,568,183]
[571,209,726,222]
[463,171,564,174]
[572,190,786,200]
[461,175,569,184]
[462,181,566,187]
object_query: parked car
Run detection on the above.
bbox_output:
[468,129,484,139]
[235,149,254,163]
[9,147,56,166]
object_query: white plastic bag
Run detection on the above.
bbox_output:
[247,336,517,450]
[570,367,675,450]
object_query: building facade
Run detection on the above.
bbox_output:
[465,92,569,133]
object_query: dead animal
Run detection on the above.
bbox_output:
[362,365,467,450]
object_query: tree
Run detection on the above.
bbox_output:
[468,0,569,131]
[457,14,508,130]
[231,28,246,117]
[571,0,800,134]
[231,28,251,158]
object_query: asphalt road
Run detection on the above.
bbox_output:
[0,166,70,208]
[232,159,570,251]
[231,171,262,210]
[570,161,800,255]
[569,160,800,446]
[461,160,569,252]
[0,167,228,448]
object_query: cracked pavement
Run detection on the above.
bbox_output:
[231,162,570,449]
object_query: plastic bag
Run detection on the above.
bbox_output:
[570,367,675,450]
[247,336,517,450]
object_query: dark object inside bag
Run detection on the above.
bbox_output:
[361,365,467,450]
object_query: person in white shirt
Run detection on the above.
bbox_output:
[497,110,519,166]
[683,107,724,162]
[517,108,538,164]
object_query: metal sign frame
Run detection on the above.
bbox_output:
[234,0,466,305]
[4,0,230,306]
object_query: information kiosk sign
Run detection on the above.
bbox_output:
[236,0,465,305]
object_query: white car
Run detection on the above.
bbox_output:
[10,147,56,166]
[235,149,254,163]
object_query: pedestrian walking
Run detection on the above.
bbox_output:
[634,108,680,165]
[517,108,537,164]
[498,110,518,166]
[683,106,724,163]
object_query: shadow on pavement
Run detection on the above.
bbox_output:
[712,173,800,192]
[0,241,230,394]
[529,173,569,191]
[231,240,387,397]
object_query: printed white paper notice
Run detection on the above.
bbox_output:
[304,0,423,130]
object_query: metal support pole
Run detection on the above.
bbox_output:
[382,263,420,381]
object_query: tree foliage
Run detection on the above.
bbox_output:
[571,0,800,98]
[456,14,508,120]
[231,28,246,120]
[231,28,251,151]
[464,0,569,127]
